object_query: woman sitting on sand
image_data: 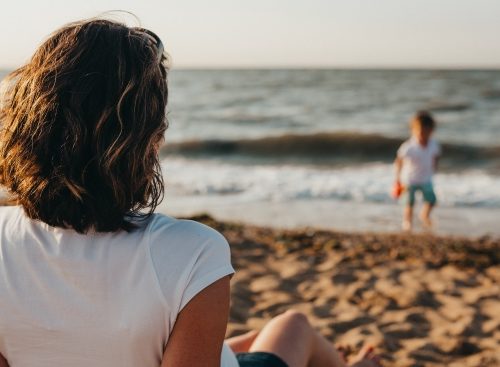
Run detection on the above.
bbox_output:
[0,18,380,367]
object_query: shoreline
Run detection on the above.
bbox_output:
[189,215,500,367]
[161,197,500,240]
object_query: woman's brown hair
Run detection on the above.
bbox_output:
[0,18,169,233]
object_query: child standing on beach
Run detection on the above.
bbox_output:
[394,111,440,231]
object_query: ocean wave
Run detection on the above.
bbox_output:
[162,159,500,208]
[482,89,500,100]
[161,132,500,170]
[423,101,471,112]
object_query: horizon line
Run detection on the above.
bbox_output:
[2,65,500,72]
[172,65,500,71]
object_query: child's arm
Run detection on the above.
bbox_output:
[394,156,403,183]
[433,140,441,172]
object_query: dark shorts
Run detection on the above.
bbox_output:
[236,352,289,367]
[405,182,437,206]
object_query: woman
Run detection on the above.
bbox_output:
[0,18,381,367]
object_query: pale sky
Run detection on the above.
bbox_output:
[1,0,499,69]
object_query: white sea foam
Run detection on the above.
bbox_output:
[162,158,500,208]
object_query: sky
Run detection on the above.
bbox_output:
[0,0,499,69]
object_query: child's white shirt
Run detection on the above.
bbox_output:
[397,137,441,185]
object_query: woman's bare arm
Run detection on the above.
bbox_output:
[161,276,231,367]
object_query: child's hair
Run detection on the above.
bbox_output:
[0,18,169,233]
[411,110,436,130]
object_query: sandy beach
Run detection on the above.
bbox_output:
[189,215,500,367]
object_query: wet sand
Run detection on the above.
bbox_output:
[163,196,500,238]
[190,215,500,367]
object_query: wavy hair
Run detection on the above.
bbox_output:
[0,19,169,233]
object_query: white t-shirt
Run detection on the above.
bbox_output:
[397,137,441,185]
[0,206,238,367]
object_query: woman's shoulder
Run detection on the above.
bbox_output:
[147,214,234,315]
[147,213,230,257]
[0,205,24,228]
[0,204,22,215]
[148,213,226,243]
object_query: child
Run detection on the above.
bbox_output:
[394,111,441,231]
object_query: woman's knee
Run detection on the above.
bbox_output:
[276,310,310,329]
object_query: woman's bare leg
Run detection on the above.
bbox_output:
[246,310,381,367]
[246,310,344,367]
[226,329,260,353]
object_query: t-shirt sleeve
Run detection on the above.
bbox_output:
[177,229,234,311]
[397,141,410,158]
[433,140,441,157]
[148,217,234,327]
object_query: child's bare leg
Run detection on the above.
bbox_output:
[247,310,380,367]
[419,203,433,227]
[225,329,260,353]
[419,184,436,228]
[403,205,413,231]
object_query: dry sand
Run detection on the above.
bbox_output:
[190,215,500,367]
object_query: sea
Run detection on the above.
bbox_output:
[2,69,500,237]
